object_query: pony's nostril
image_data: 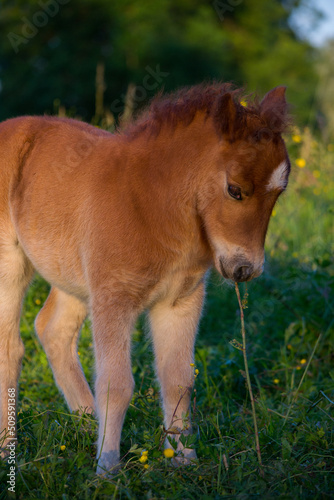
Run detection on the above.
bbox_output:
[233,265,253,282]
[219,258,229,279]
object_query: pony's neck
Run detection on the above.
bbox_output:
[116,112,218,262]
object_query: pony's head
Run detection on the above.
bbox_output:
[124,83,290,282]
[196,85,290,282]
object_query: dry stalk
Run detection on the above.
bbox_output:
[234,282,263,475]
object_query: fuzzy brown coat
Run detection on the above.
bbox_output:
[0,84,290,473]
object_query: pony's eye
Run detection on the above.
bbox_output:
[228,185,242,200]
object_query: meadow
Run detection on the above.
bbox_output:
[0,128,333,499]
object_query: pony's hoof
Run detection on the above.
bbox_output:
[0,440,16,460]
[96,462,121,477]
[171,448,197,466]
[0,448,9,460]
[96,451,121,476]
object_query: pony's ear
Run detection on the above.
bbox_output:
[260,86,288,133]
[215,92,244,142]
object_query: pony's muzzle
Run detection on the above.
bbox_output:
[219,257,263,282]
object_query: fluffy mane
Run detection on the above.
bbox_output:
[121,82,289,141]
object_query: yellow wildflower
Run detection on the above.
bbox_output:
[273,379,280,384]
[240,100,247,107]
[60,445,66,451]
[287,344,292,350]
[292,252,298,258]
[77,351,80,356]
[190,363,195,367]
[296,158,306,168]
[271,209,277,217]
[300,359,307,365]
[139,455,148,463]
[194,368,199,377]
[164,448,175,458]
[292,134,301,143]
[141,450,148,456]
[35,299,41,305]
[296,366,301,370]
[144,463,149,469]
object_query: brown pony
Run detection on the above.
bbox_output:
[0,83,290,474]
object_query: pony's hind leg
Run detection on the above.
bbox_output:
[0,237,33,455]
[35,287,95,413]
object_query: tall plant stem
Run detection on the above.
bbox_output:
[235,283,263,474]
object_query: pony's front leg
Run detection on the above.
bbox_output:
[149,283,204,463]
[92,297,136,475]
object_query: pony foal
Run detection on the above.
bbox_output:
[0,83,290,473]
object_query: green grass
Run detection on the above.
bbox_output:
[0,131,333,498]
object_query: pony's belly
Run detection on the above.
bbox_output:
[23,240,88,301]
[12,216,88,302]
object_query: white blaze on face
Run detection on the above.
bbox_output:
[267,160,289,191]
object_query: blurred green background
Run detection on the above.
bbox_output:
[1,0,333,138]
